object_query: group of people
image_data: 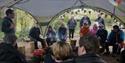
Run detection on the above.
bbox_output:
[0,8,125,63]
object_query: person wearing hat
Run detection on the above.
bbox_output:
[107,25,124,55]
[96,24,108,54]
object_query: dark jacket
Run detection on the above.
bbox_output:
[29,27,41,39]
[58,27,67,35]
[96,29,108,43]
[55,59,76,63]
[1,17,15,34]
[67,19,77,29]
[108,30,124,44]
[80,17,91,27]
[76,53,106,63]
[0,43,27,63]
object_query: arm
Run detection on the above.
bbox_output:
[1,19,12,32]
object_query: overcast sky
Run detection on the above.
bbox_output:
[13,0,115,16]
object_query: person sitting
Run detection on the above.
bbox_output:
[107,25,124,55]
[80,15,91,27]
[46,26,56,46]
[89,23,98,36]
[58,24,67,42]
[0,34,27,63]
[95,14,105,28]
[29,25,46,49]
[51,42,75,63]
[80,23,90,37]
[76,34,107,63]
[96,24,108,54]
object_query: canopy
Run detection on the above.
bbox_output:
[1,0,123,16]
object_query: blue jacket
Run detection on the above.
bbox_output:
[58,27,67,35]
[67,19,77,29]
[108,30,124,44]
[46,30,56,39]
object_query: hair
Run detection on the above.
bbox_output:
[51,42,73,60]
[113,25,119,29]
[4,34,17,45]
[5,9,14,16]
[79,34,100,53]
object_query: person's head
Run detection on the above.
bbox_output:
[98,14,101,18]
[93,24,98,30]
[4,34,17,47]
[78,34,99,55]
[5,9,15,19]
[48,26,52,31]
[113,25,120,32]
[61,23,65,28]
[84,15,88,18]
[51,42,73,61]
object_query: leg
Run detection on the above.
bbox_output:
[36,37,46,48]
[112,44,118,54]
[69,29,72,39]
[105,42,110,54]
[34,41,38,49]
[117,44,121,54]
[72,29,75,38]
[99,41,105,53]
[46,38,51,46]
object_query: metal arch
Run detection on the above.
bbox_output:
[43,5,125,37]
[12,7,39,24]
[11,7,44,35]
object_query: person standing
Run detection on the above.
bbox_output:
[1,9,16,40]
[67,17,77,39]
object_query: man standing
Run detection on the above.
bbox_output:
[67,17,77,39]
[1,9,15,39]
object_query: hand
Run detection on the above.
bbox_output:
[78,46,86,56]
[10,23,15,29]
